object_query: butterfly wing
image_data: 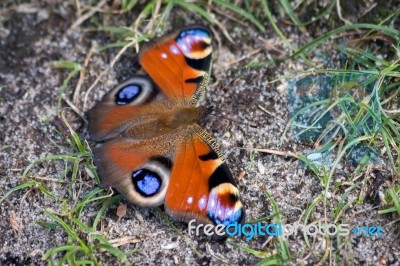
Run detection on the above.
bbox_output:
[164,129,244,226]
[139,25,212,102]
[88,77,178,208]
[93,135,176,207]
[89,25,213,141]
[94,125,244,225]
[87,76,162,142]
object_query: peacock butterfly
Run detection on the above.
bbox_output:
[88,25,244,227]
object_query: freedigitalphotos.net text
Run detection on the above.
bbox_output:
[188,220,384,241]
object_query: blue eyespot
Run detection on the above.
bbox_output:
[208,209,244,226]
[115,84,142,105]
[176,28,210,42]
[132,169,162,197]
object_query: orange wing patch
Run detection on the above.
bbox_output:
[95,137,174,207]
[165,134,244,225]
[88,104,151,141]
[87,76,159,141]
[139,26,212,102]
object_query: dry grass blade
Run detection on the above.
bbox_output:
[244,147,299,158]
[108,236,142,247]
[68,0,107,32]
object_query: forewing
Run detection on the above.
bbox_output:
[139,25,212,103]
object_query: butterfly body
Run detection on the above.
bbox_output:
[88,25,244,227]
[120,103,202,140]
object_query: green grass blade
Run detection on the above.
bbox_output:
[42,245,80,260]
[92,195,123,230]
[291,24,400,59]
[278,0,306,33]
[227,241,272,258]
[23,153,91,179]
[175,1,215,24]
[0,181,38,205]
[303,194,323,248]
[44,210,90,253]
[212,0,266,32]
[388,188,400,217]
[260,0,292,50]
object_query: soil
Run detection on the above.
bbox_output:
[1,1,399,265]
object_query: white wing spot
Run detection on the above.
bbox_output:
[198,196,207,210]
[187,197,193,205]
[170,45,180,54]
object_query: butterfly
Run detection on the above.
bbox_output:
[88,25,244,227]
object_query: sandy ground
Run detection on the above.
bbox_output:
[1,1,399,265]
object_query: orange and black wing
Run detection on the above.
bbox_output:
[87,76,161,142]
[139,25,212,103]
[94,128,245,225]
[164,131,244,226]
[93,135,175,207]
